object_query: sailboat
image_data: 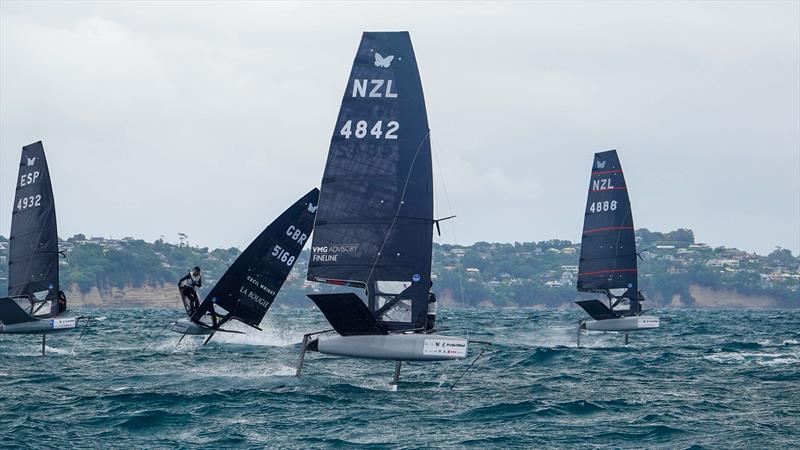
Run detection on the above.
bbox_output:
[575,150,660,345]
[169,188,319,345]
[0,141,88,355]
[296,32,482,386]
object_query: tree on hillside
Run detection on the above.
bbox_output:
[766,247,797,268]
[665,228,695,245]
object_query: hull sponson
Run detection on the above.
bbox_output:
[584,315,660,332]
[170,318,215,335]
[317,334,469,361]
[0,317,78,334]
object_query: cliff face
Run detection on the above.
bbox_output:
[688,284,777,308]
[66,283,183,308]
[62,282,783,309]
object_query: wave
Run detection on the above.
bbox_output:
[3,307,800,448]
[211,316,306,347]
[457,399,608,421]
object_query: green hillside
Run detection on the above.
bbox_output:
[0,229,797,308]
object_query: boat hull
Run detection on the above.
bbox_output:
[170,318,214,335]
[0,317,79,334]
[317,334,469,361]
[584,315,660,332]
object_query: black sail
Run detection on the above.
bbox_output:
[577,150,640,315]
[192,188,319,328]
[8,141,60,317]
[308,32,433,331]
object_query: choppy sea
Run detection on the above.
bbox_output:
[1,307,798,449]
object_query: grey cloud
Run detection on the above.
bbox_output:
[1,2,797,254]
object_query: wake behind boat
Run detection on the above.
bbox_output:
[296,31,487,387]
[575,150,659,345]
[0,141,88,355]
[168,188,319,345]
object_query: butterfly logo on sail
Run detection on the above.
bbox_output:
[33,290,49,301]
[307,203,318,213]
[596,160,606,169]
[374,53,394,68]
[26,157,36,166]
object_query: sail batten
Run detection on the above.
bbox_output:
[308,32,433,331]
[577,150,640,315]
[8,141,60,318]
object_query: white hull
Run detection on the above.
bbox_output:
[584,315,660,332]
[317,334,469,361]
[0,316,79,334]
[170,318,214,335]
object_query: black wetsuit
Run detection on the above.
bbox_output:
[57,291,67,315]
[179,273,202,315]
[426,292,437,332]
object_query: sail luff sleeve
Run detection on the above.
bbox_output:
[8,141,60,316]
[577,150,638,304]
[307,32,433,331]
[195,188,319,327]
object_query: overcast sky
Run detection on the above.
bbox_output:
[1,1,798,255]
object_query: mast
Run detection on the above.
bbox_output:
[191,188,319,328]
[8,141,60,318]
[307,32,433,332]
[577,150,640,315]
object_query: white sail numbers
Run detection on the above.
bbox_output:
[16,194,42,211]
[340,120,398,140]
[340,78,400,140]
[16,170,43,211]
[270,225,309,267]
[589,200,618,214]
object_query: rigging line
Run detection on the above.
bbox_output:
[70,316,92,355]
[637,249,657,307]
[365,130,431,290]
[431,145,469,339]
[431,141,455,216]
[432,144,442,226]
[448,346,489,391]
[32,301,49,316]
[175,330,189,351]
[142,321,173,351]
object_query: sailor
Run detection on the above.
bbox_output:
[638,290,646,303]
[179,266,203,315]
[57,290,67,314]
[426,281,437,332]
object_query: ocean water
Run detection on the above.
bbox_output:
[1,307,798,449]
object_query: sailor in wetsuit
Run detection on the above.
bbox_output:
[179,266,203,316]
[57,290,67,314]
[426,281,437,332]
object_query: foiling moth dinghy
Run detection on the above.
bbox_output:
[575,150,659,346]
[0,141,88,355]
[168,188,319,345]
[295,32,489,388]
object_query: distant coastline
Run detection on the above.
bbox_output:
[60,282,787,310]
[1,228,798,309]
